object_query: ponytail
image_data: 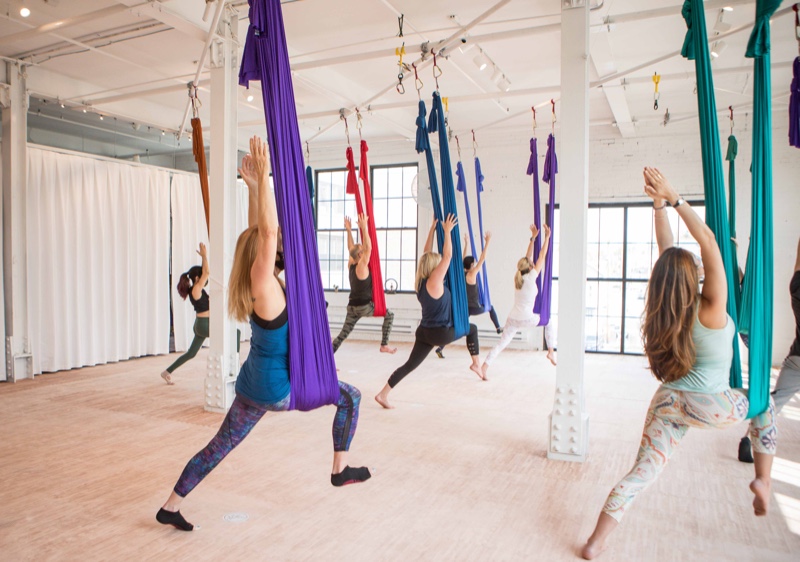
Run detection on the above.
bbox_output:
[515,257,532,290]
[176,273,192,300]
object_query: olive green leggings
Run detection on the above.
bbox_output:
[166,318,209,373]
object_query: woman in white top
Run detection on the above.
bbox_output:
[481,224,556,379]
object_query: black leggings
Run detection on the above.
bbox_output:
[387,323,479,388]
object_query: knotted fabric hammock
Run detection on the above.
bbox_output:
[535,134,558,326]
[239,0,338,411]
[681,0,743,396]
[526,138,544,314]
[739,0,780,417]
[726,134,741,313]
[191,117,210,235]
[455,160,487,308]
[474,157,493,313]
[415,93,469,338]
[344,142,387,316]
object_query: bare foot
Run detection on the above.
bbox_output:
[750,478,771,516]
[481,362,489,380]
[379,345,397,354]
[580,540,608,560]
[374,393,394,409]
[470,363,485,380]
[161,371,174,385]
[546,350,557,366]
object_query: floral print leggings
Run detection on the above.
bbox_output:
[603,386,777,522]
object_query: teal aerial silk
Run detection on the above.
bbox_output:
[725,135,741,313]
[739,0,780,417]
[681,0,742,389]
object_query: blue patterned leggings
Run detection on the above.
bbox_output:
[602,386,777,522]
[173,381,361,497]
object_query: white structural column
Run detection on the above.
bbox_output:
[548,1,590,462]
[205,12,240,413]
[1,62,32,383]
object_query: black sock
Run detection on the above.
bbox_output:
[738,436,754,464]
[331,465,371,487]
[156,508,194,531]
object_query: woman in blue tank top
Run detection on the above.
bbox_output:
[375,214,481,409]
[581,168,777,560]
[156,137,370,532]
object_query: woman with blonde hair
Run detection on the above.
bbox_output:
[375,215,481,409]
[156,137,370,532]
[581,167,777,559]
[481,224,555,378]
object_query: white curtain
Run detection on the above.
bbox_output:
[26,147,170,374]
[170,172,210,352]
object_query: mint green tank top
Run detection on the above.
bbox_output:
[662,313,736,394]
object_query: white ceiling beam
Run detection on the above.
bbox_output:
[114,0,211,43]
[590,29,635,137]
[89,80,212,105]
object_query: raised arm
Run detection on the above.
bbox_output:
[795,237,800,273]
[191,242,210,301]
[424,214,438,254]
[526,224,539,262]
[644,167,726,327]
[238,154,259,229]
[344,216,355,253]
[356,213,371,270]
[649,168,675,255]
[250,136,279,289]
[462,233,469,261]
[474,231,492,270]
[533,225,551,273]
[427,214,457,289]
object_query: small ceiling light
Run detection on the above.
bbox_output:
[473,52,488,71]
[20,7,31,18]
[82,108,87,113]
[722,6,734,11]
[99,115,104,120]
[161,130,166,136]
[711,40,727,58]
[714,11,731,33]
[498,76,511,92]
[246,93,254,102]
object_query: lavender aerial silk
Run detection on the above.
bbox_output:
[474,157,492,312]
[526,138,544,312]
[239,0,338,410]
[455,161,487,308]
[537,134,558,326]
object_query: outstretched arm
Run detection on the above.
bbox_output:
[795,237,800,273]
[474,231,492,270]
[357,213,371,267]
[533,225,551,273]
[526,224,539,262]
[428,214,457,288]
[649,168,674,255]
[238,154,259,229]
[424,214,438,253]
[344,216,355,253]
[191,243,210,301]
[250,136,279,283]
[644,167,726,327]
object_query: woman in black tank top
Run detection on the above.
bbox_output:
[160,243,210,384]
[375,215,481,409]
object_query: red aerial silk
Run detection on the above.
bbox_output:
[345,141,387,316]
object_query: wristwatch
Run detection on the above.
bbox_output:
[672,197,685,208]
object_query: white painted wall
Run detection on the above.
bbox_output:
[309,117,800,365]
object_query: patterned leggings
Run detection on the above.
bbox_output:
[173,381,361,498]
[603,386,777,522]
[332,303,394,351]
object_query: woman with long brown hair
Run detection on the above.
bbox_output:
[156,137,370,532]
[581,168,777,559]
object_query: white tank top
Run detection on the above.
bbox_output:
[509,271,539,321]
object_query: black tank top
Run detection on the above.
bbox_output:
[349,264,372,307]
[188,289,209,314]
[418,279,452,328]
[466,281,481,310]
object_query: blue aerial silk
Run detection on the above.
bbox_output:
[739,0,780,417]
[681,0,743,391]
[415,93,469,338]
[239,0,338,411]
[455,161,487,308]
[474,157,492,312]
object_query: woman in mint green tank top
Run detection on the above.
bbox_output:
[581,168,777,560]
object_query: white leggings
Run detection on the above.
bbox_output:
[484,316,556,365]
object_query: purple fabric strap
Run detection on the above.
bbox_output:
[455,161,486,308]
[474,157,492,312]
[239,0,339,411]
[791,56,800,149]
[526,138,544,312]
[538,134,558,326]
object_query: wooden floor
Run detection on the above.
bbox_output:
[1,341,799,562]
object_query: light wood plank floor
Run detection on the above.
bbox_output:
[1,342,799,561]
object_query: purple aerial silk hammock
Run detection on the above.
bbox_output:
[239,0,339,411]
[791,56,800,148]
[474,157,492,312]
[537,134,558,326]
[526,138,544,310]
[455,161,487,308]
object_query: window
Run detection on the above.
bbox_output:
[315,164,418,293]
[551,202,705,354]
